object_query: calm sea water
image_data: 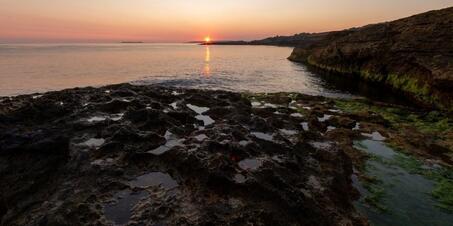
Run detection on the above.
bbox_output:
[0,43,351,97]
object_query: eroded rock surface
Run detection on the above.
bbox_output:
[0,84,369,226]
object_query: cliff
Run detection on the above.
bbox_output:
[288,7,453,110]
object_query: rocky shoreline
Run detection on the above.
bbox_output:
[0,83,452,225]
[287,7,453,111]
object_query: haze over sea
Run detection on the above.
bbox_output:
[0,43,350,97]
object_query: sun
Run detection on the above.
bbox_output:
[204,36,211,43]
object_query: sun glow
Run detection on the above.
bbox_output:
[204,36,211,43]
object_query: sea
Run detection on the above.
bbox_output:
[0,43,353,97]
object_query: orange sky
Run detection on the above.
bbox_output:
[0,0,451,43]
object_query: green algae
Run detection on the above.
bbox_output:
[386,74,430,97]
[432,179,453,212]
[334,99,452,134]
[366,145,453,212]
[301,57,450,110]
[354,139,453,225]
[363,181,388,212]
[393,154,453,212]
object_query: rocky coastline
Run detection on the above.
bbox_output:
[1,83,452,225]
[288,7,453,111]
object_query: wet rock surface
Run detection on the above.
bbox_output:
[1,83,451,225]
[0,83,368,226]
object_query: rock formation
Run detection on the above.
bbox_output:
[288,7,453,111]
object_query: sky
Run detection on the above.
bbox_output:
[0,0,451,43]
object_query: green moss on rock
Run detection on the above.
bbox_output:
[432,179,453,212]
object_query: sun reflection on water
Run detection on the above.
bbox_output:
[203,46,210,77]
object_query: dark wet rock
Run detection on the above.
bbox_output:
[0,84,370,226]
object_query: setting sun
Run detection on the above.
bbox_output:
[204,36,211,43]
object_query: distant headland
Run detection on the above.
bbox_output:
[120,41,144,44]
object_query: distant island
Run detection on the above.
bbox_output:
[120,41,144,44]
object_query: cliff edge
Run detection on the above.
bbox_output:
[288,7,453,110]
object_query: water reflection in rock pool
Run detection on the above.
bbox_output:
[353,140,453,226]
[104,190,148,226]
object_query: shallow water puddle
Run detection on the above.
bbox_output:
[290,113,303,118]
[361,131,386,141]
[353,140,453,225]
[279,129,298,136]
[301,122,309,131]
[148,130,184,155]
[328,109,342,113]
[238,158,263,171]
[251,101,278,108]
[251,132,274,141]
[326,126,336,132]
[288,100,298,109]
[120,98,132,103]
[194,134,208,142]
[355,139,395,158]
[130,172,178,190]
[86,113,124,123]
[104,189,148,226]
[110,113,124,121]
[251,101,262,107]
[169,102,178,110]
[195,115,215,126]
[239,140,251,146]
[309,141,333,150]
[186,104,209,114]
[171,90,182,96]
[263,103,278,108]
[87,116,107,123]
[187,103,215,126]
[81,138,105,148]
[317,114,332,122]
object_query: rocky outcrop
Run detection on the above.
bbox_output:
[0,84,368,226]
[288,7,453,111]
[1,83,452,225]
